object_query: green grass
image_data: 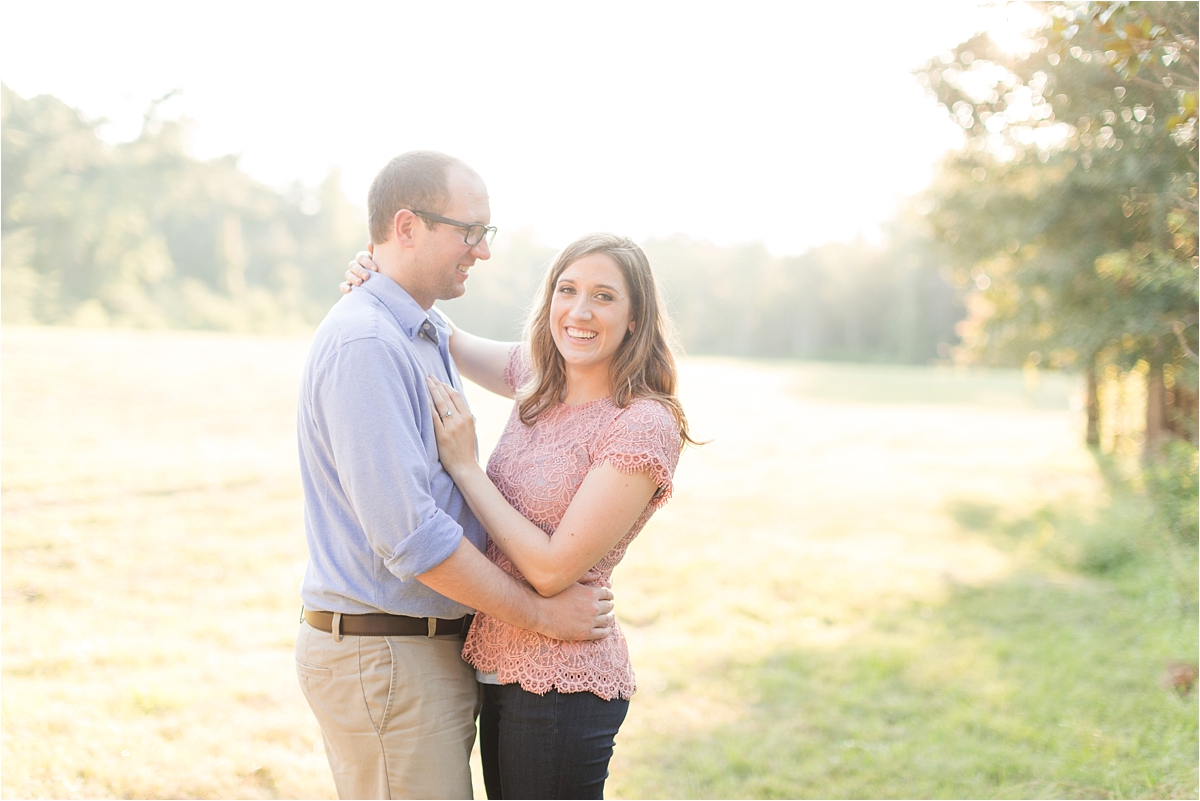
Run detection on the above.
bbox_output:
[618,567,1195,799]
[3,326,1196,799]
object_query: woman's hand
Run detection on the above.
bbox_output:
[339,250,380,294]
[425,377,478,478]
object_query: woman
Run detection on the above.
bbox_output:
[344,233,696,799]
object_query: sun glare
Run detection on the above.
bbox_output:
[0,1,1004,257]
[984,2,1048,56]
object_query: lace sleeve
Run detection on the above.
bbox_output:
[502,344,531,392]
[593,399,681,509]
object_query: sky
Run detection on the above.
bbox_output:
[0,1,1031,255]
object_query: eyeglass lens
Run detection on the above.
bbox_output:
[465,225,495,246]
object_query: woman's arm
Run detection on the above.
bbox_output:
[455,458,656,597]
[427,378,658,597]
[441,319,519,400]
[343,251,515,397]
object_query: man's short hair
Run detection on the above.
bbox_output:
[367,151,467,245]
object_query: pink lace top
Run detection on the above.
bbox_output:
[460,346,681,700]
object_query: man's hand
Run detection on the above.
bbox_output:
[417,539,615,642]
[532,578,615,642]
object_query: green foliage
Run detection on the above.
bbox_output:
[916,2,1198,397]
[1143,438,1200,545]
[1031,446,1199,616]
[641,221,962,363]
[1047,2,1198,142]
[1,84,364,332]
[1064,489,1148,574]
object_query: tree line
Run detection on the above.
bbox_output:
[2,82,963,364]
[2,85,363,333]
[3,0,1196,466]
[438,221,962,366]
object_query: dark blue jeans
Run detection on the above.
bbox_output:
[480,683,629,799]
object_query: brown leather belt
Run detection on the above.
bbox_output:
[303,609,473,638]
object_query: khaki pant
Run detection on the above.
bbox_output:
[295,622,482,800]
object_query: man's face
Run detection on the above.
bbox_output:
[410,167,491,308]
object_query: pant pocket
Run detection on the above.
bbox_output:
[296,659,333,680]
[358,637,399,734]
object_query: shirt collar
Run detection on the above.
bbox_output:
[357,273,439,341]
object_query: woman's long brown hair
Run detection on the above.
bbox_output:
[516,232,699,447]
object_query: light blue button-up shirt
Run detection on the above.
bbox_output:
[297,272,486,618]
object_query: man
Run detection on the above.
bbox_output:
[295,151,614,800]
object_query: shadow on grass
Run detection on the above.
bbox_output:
[945,476,1198,614]
[621,572,1198,799]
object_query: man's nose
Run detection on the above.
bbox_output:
[470,238,491,261]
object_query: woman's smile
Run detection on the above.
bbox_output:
[565,326,597,341]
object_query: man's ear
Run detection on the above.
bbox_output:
[393,209,419,248]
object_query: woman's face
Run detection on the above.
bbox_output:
[549,252,634,378]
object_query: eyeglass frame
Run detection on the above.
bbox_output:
[410,210,497,247]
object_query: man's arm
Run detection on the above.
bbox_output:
[418,539,614,641]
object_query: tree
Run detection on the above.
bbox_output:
[1,84,365,332]
[917,1,1198,450]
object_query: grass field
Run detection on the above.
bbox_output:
[2,325,1196,799]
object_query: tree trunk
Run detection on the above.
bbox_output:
[1085,362,1100,447]
[1166,383,1199,444]
[1145,358,1167,458]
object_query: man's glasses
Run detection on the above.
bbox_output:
[411,211,497,247]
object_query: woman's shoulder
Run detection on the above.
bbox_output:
[619,396,678,429]
[503,344,532,391]
[602,396,681,453]
[594,396,681,495]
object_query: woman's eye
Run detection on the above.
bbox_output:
[597,293,614,302]
[557,285,575,295]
